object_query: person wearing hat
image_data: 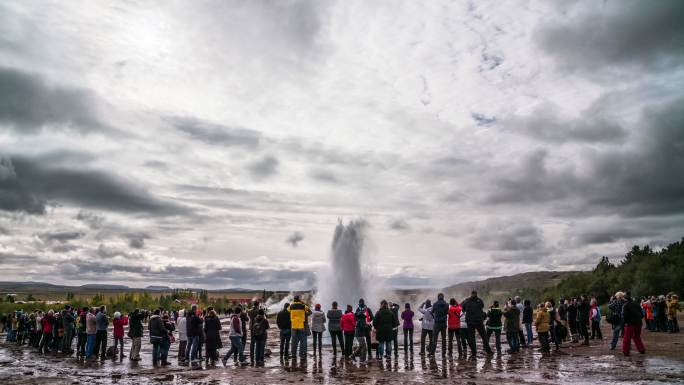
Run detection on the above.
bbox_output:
[112,311,128,359]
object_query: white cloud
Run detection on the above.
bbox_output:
[0,0,682,288]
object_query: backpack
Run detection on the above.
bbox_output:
[606,304,619,325]
[253,319,265,337]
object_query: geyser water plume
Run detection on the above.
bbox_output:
[315,219,370,310]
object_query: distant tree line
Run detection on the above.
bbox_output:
[541,239,684,305]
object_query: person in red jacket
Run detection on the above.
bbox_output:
[112,312,129,359]
[340,305,356,358]
[447,298,463,357]
[39,310,54,354]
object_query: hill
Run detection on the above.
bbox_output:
[443,271,578,304]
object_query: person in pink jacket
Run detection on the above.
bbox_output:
[112,312,129,359]
[340,305,356,358]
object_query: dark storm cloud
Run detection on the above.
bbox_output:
[122,232,151,249]
[37,231,85,243]
[142,160,168,170]
[0,66,108,133]
[471,112,496,126]
[56,258,316,289]
[512,98,628,143]
[75,211,105,230]
[536,0,684,72]
[95,244,141,259]
[51,244,79,253]
[310,169,340,184]
[470,220,545,252]
[564,217,684,247]
[286,231,304,247]
[0,155,189,216]
[247,155,279,178]
[0,252,39,264]
[486,97,684,217]
[170,116,261,148]
[388,218,410,231]
[0,225,8,235]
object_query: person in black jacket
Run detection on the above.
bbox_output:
[160,312,175,366]
[148,309,165,367]
[522,300,533,346]
[461,291,493,358]
[276,303,291,359]
[186,305,203,364]
[608,293,626,350]
[577,296,590,346]
[622,292,645,356]
[203,309,222,364]
[430,293,449,356]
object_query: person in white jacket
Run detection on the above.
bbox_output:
[419,300,434,356]
[177,309,187,363]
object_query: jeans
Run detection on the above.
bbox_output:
[94,330,107,358]
[486,328,502,353]
[255,337,266,361]
[312,331,323,354]
[85,334,96,357]
[187,336,200,362]
[61,328,74,353]
[279,329,291,357]
[431,322,447,355]
[403,328,413,354]
[330,330,344,355]
[578,321,589,343]
[622,324,645,354]
[468,322,492,355]
[160,338,170,363]
[611,324,622,349]
[38,332,52,353]
[113,336,124,356]
[344,332,355,357]
[291,329,307,359]
[224,335,245,363]
[152,342,162,364]
[539,331,550,352]
[178,340,187,361]
[77,332,87,356]
[250,333,257,361]
[130,337,141,360]
[459,328,469,353]
[356,335,367,362]
[506,331,520,352]
[524,323,533,345]
[591,320,603,339]
[419,329,433,354]
[377,340,392,357]
[448,328,462,355]
[392,329,399,356]
[668,318,680,333]
[518,329,527,346]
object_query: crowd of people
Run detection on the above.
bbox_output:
[0,291,680,368]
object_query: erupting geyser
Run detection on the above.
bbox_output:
[315,219,369,309]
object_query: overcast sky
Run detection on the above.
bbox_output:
[1,0,683,290]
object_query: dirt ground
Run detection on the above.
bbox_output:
[1,316,682,385]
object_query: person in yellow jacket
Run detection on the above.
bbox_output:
[289,295,311,359]
[535,302,551,353]
[666,294,680,333]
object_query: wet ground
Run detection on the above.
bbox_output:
[1,317,683,385]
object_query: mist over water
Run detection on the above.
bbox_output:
[315,219,371,310]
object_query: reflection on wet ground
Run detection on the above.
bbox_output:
[1,318,683,384]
